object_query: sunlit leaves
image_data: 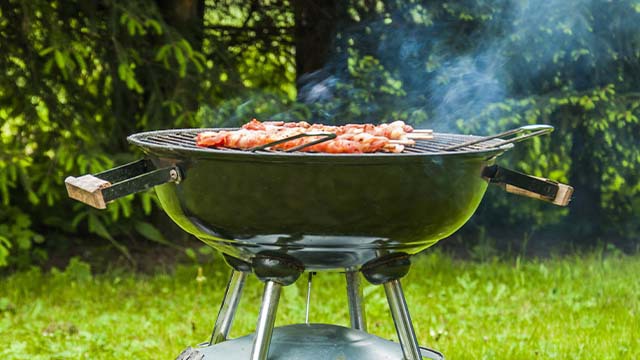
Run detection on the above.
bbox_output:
[1,0,639,267]
[121,13,147,36]
[0,209,44,266]
[117,62,143,93]
[458,81,640,236]
[0,0,211,266]
[0,235,10,267]
[579,95,596,111]
[203,0,296,99]
[155,40,207,78]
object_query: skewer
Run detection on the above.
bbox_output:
[406,134,434,140]
[388,139,416,146]
[196,119,433,152]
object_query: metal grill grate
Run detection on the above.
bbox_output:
[129,128,509,155]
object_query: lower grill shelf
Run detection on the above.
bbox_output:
[176,324,444,360]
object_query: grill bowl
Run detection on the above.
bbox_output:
[129,129,511,270]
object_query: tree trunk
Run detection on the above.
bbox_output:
[293,0,342,91]
[154,0,205,126]
[156,0,205,47]
[567,116,603,242]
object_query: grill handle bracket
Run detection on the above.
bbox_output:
[65,159,181,209]
[483,165,573,206]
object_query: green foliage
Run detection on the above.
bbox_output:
[458,85,640,236]
[0,253,638,358]
[51,257,93,283]
[1,0,640,269]
[299,0,640,241]
[203,0,296,98]
[0,208,46,267]
[0,0,302,267]
[0,0,217,267]
[0,237,9,267]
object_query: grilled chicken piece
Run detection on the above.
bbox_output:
[196,119,413,153]
[242,119,414,139]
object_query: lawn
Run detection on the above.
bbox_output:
[1,251,638,359]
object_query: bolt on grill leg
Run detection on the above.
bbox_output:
[345,271,367,331]
[384,279,422,360]
[250,280,282,360]
[209,270,247,345]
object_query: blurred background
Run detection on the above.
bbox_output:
[1,0,639,271]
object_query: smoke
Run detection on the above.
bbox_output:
[287,0,623,131]
[429,54,506,130]
[298,71,338,103]
[195,0,640,244]
[203,0,638,133]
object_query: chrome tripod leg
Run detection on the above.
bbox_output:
[250,280,282,360]
[345,271,367,331]
[305,272,313,324]
[209,270,247,345]
[384,279,422,360]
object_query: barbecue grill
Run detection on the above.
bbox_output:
[65,124,573,360]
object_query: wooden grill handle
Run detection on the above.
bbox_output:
[65,159,181,209]
[483,165,573,206]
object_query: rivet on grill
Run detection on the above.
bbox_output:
[170,168,182,184]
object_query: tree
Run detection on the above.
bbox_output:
[2,0,639,269]
[293,0,343,86]
[0,0,212,267]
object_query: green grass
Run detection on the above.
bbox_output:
[1,252,638,359]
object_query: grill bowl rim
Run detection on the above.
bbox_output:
[127,128,514,160]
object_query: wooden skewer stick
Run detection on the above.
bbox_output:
[411,129,434,133]
[389,139,416,146]
[407,134,434,140]
[382,144,405,153]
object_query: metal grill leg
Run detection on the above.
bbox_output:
[209,270,247,345]
[250,280,282,360]
[345,271,367,331]
[384,279,422,360]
